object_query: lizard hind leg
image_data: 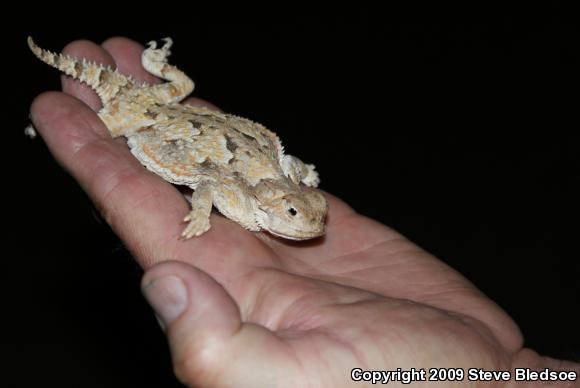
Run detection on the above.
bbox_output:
[142,38,195,104]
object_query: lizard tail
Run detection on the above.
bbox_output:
[27,36,134,104]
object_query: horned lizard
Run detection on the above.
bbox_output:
[29,37,327,240]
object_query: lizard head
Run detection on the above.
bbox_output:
[253,179,328,240]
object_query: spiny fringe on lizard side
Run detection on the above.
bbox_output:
[27,36,134,104]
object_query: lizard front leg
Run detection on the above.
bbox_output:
[142,38,195,104]
[182,182,214,239]
[281,155,320,187]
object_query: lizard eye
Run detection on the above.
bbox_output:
[288,207,298,216]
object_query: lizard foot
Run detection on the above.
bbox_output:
[181,211,211,239]
[144,37,173,65]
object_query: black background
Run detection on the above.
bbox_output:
[6,7,580,387]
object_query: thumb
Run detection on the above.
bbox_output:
[141,261,297,387]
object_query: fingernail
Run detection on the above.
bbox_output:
[142,275,188,328]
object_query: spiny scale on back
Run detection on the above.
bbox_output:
[28,37,328,240]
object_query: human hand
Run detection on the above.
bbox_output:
[30,37,579,387]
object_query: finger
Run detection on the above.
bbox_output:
[30,92,190,266]
[142,260,296,387]
[184,97,222,111]
[61,40,116,111]
[101,37,159,84]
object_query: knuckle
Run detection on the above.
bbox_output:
[171,336,227,386]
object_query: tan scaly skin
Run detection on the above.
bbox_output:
[29,37,579,388]
[28,37,327,241]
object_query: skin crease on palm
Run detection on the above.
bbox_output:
[29,37,579,388]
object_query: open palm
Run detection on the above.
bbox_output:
[30,37,576,387]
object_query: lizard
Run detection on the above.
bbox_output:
[28,37,328,240]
